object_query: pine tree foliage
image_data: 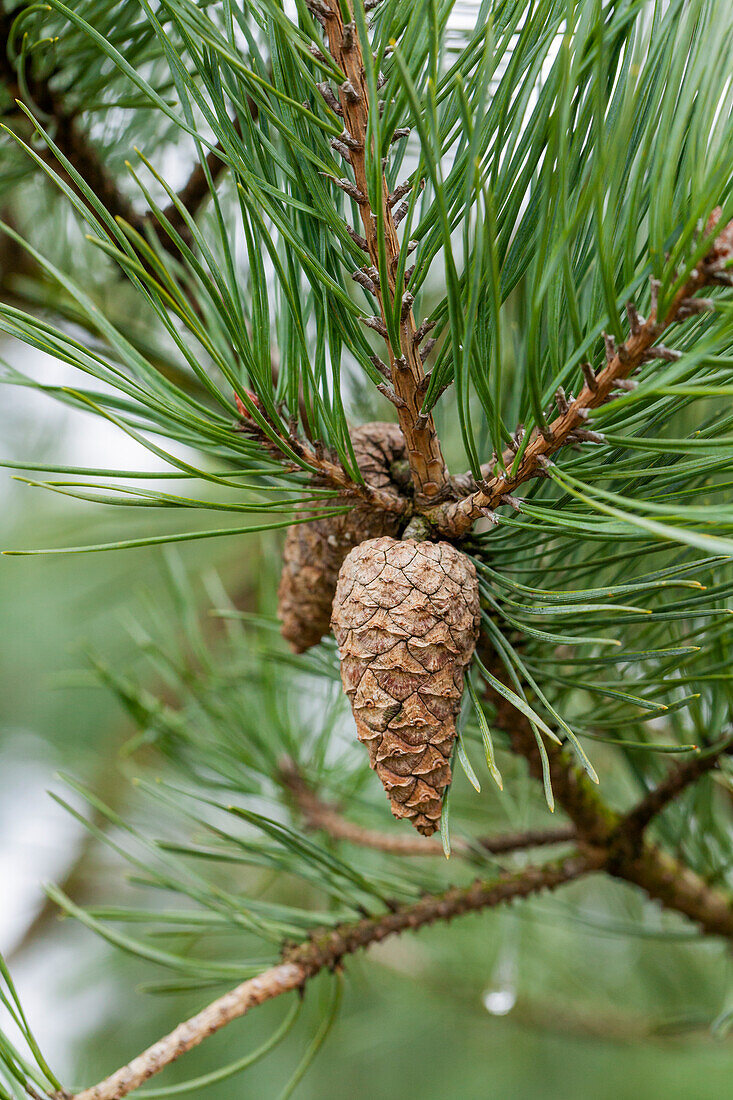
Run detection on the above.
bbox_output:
[2,0,733,1096]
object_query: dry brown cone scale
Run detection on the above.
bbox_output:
[331,536,480,835]
[277,422,408,652]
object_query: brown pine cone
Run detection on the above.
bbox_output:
[278,423,408,653]
[331,536,480,836]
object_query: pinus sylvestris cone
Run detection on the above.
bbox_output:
[331,537,480,835]
[278,423,407,653]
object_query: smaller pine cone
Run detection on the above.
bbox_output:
[277,423,406,653]
[331,537,480,836]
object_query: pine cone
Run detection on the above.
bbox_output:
[278,423,407,653]
[331,537,480,835]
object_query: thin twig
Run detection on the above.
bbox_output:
[69,853,594,1100]
[621,734,733,839]
[280,759,574,856]
[0,10,138,229]
[433,220,733,536]
[237,401,409,515]
[149,119,246,249]
[0,26,309,429]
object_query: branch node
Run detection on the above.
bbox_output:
[352,269,377,294]
[419,338,437,362]
[306,0,329,23]
[316,82,343,115]
[361,315,389,338]
[570,429,606,444]
[330,138,352,162]
[536,453,555,468]
[555,387,569,415]
[339,128,363,150]
[390,178,416,205]
[345,223,370,251]
[678,296,715,317]
[392,199,410,227]
[370,354,391,379]
[323,174,366,203]
[309,43,330,63]
[581,361,598,392]
[626,300,645,335]
[414,318,436,345]
[644,344,682,362]
[650,276,661,314]
[377,382,407,408]
[340,79,362,104]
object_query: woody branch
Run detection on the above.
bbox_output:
[63,730,733,1100]
[316,0,451,505]
[279,757,575,856]
[431,214,733,537]
[483,654,733,939]
[0,7,240,253]
[67,853,593,1100]
[235,395,410,514]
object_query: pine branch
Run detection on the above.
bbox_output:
[432,216,733,537]
[483,652,733,938]
[0,9,138,229]
[318,0,450,504]
[148,119,245,250]
[0,18,302,430]
[236,397,410,514]
[0,7,237,252]
[279,758,575,856]
[621,733,733,839]
[67,853,594,1100]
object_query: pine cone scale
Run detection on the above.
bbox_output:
[278,423,407,653]
[332,536,480,836]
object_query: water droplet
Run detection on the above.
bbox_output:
[482,987,516,1016]
[481,933,518,1016]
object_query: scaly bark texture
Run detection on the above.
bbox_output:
[431,210,733,537]
[331,536,480,835]
[278,422,407,652]
[319,0,451,503]
[70,853,593,1100]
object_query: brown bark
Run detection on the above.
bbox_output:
[485,665,733,939]
[70,853,594,1100]
[280,759,576,856]
[320,0,450,503]
[432,213,733,536]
